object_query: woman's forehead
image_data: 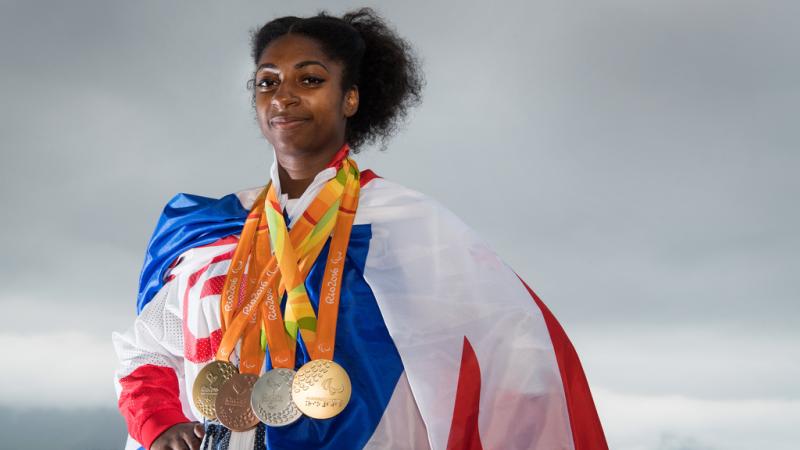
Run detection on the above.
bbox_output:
[257,34,336,69]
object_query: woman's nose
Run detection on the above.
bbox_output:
[271,82,299,110]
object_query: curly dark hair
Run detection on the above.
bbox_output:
[247,7,424,152]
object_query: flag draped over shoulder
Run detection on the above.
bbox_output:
[136,192,248,314]
[117,171,608,450]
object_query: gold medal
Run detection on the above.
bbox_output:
[291,359,351,419]
[192,360,238,419]
[215,373,260,432]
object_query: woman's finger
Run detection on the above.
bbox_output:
[193,422,205,439]
[185,431,202,450]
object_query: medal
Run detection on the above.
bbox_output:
[292,359,352,419]
[250,368,302,427]
[215,373,260,432]
[192,360,238,419]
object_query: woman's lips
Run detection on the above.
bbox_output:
[270,117,309,130]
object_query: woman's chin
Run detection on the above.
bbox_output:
[267,136,304,153]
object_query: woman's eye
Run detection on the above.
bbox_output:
[257,79,278,89]
[302,76,324,86]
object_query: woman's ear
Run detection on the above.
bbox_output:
[344,86,359,118]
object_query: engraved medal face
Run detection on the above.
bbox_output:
[215,373,260,432]
[250,368,302,427]
[192,360,238,420]
[291,359,352,419]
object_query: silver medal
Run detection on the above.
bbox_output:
[250,368,303,427]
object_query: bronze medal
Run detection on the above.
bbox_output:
[215,373,260,432]
[192,360,238,420]
[250,368,303,427]
[291,359,351,419]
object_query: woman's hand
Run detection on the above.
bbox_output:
[151,422,204,450]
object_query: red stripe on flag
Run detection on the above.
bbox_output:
[359,169,380,187]
[184,328,223,363]
[197,235,239,248]
[326,143,351,169]
[518,277,609,450]
[200,274,226,298]
[181,247,234,363]
[446,336,483,450]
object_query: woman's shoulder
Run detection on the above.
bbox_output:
[358,172,447,214]
[136,189,251,312]
[232,184,266,210]
[356,173,480,241]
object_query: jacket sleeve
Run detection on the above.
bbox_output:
[112,275,191,449]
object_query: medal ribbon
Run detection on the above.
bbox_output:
[213,147,359,372]
[264,179,340,350]
[266,157,360,361]
[313,160,360,360]
[215,187,276,374]
[257,229,329,369]
[216,203,325,371]
[218,190,266,333]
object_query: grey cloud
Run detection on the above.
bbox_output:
[0,406,125,450]
[657,433,715,450]
[1,1,798,449]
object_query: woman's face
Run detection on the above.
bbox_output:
[254,34,358,158]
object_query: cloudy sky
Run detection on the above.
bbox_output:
[1,1,798,449]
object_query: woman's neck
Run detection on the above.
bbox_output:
[275,145,341,199]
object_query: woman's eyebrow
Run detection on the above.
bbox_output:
[295,60,329,71]
[257,60,330,72]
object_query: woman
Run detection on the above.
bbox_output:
[113,8,607,450]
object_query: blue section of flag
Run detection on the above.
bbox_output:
[263,224,404,450]
[136,192,248,314]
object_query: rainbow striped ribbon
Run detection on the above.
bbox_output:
[264,158,359,349]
